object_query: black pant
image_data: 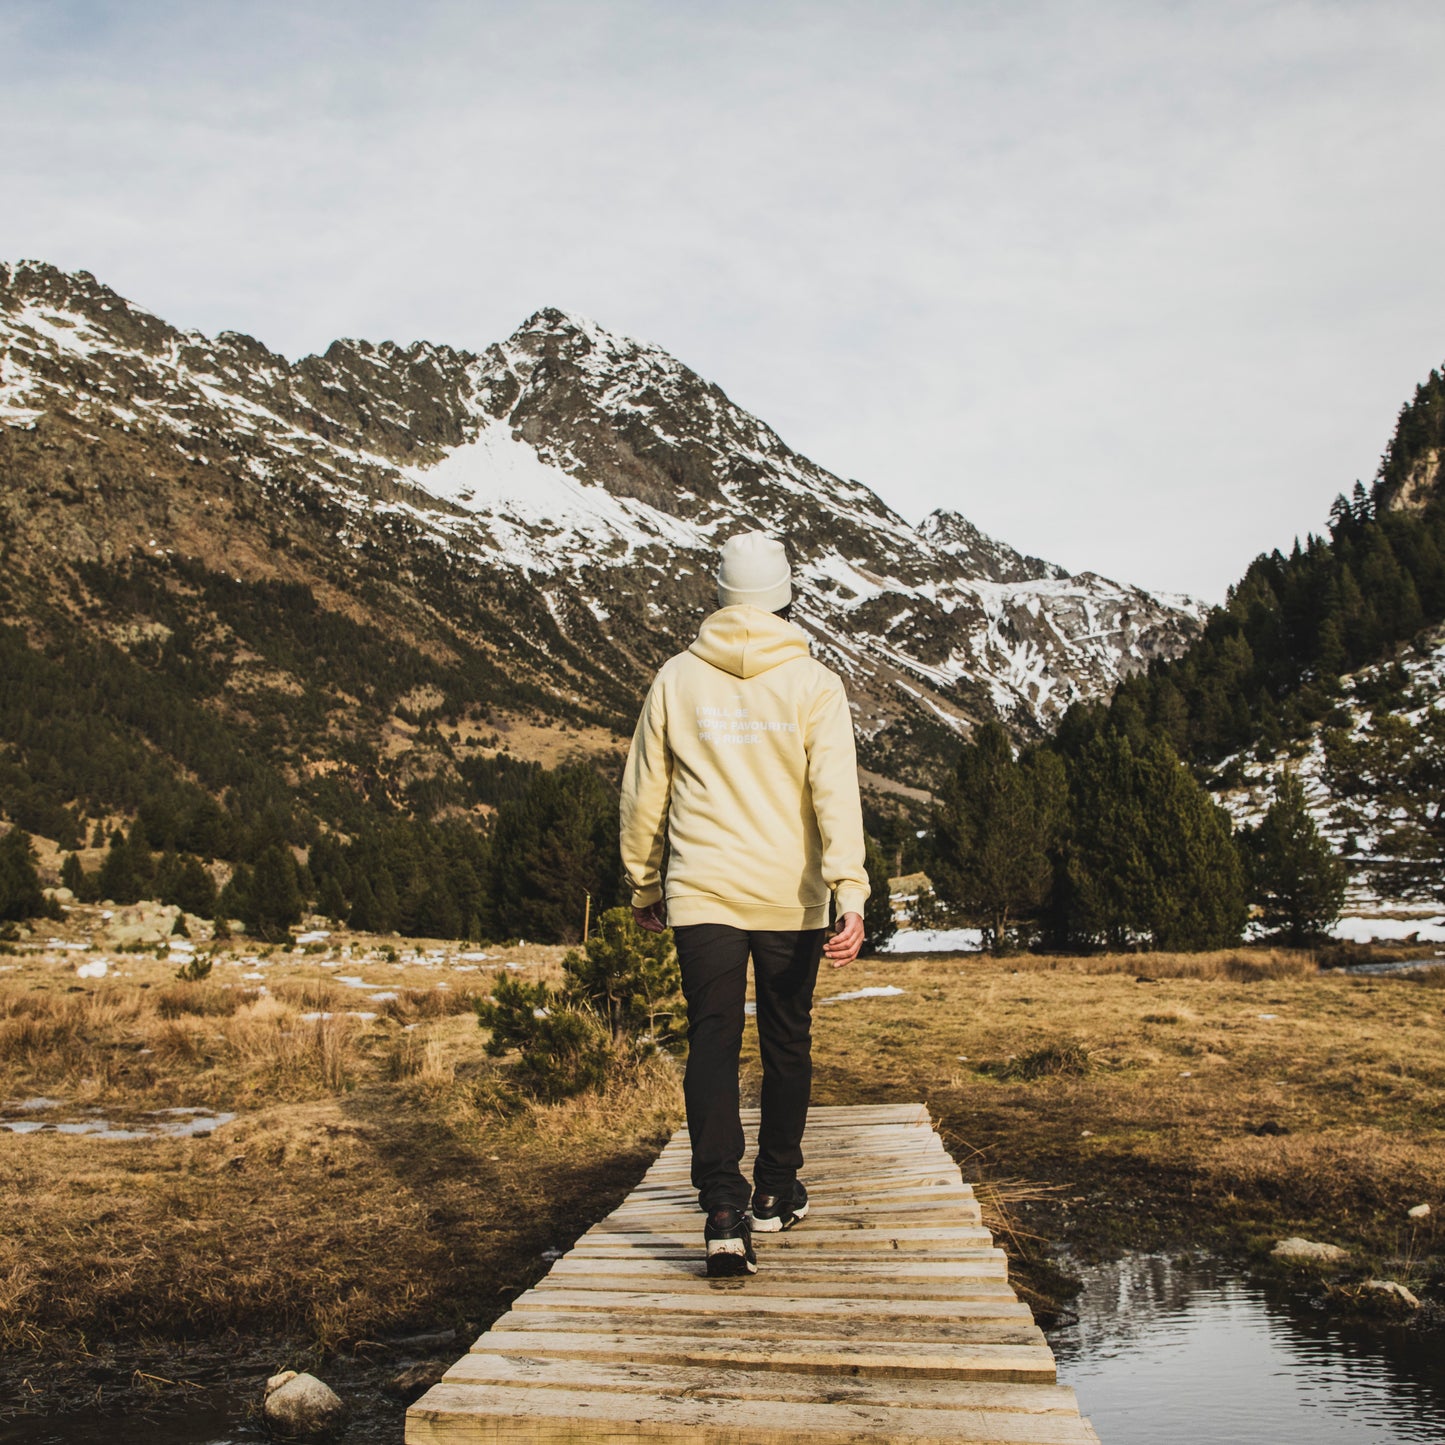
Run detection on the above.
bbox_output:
[672,923,825,1212]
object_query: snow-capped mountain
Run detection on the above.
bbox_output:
[0,260,1204,791]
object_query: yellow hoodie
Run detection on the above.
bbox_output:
[619,605,871,930]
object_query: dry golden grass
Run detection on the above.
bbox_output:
[0,939,679,1386]
[787,947,1445,1284]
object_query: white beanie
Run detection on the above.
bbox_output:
[717,531,792,612]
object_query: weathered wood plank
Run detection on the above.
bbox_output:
[406,1382,1103,1444]
[534,1275,1017,1301]
[540,1255,1013,1288]
[617,1182,976,1207]
[472,1327,1058,1382]
[441,1353,1084,1414]
[511,1288,1035,1322]
[491,1310,1046,1348]
[568,1225,995,1252]
[600,1199,985,1228]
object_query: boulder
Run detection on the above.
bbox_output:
[182,912,215,941]
[103,901,181,948]
[1271,1237,1348,1262]
[384,1360,447,1404]
[1363,1279,1421,1309]
[262,1370,347,1438]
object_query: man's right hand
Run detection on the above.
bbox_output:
[633,902,667,933]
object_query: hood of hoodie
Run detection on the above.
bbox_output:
[688,605,811,679]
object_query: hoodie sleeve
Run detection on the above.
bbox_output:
[804,673,871,919]
[619,672,673,909]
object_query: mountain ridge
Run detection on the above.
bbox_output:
[0,259,1205,856]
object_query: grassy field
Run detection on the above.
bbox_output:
[2,921,1441,1420]
[0,926,678,1418]
[801,945,1445,1318]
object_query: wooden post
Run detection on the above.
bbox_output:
[583,891,591,941]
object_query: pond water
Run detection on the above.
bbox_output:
[1052,1253,1445,1442]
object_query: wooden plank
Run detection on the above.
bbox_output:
[490,1308,1044,1346]
[512,1288,1036,1323]
[471,1327,1058,1382]
[534,1275,1017,1302]
[600,1199,984,1227]
[406,1382,1103,1444]
[441,1353,1084,1414]
[737,1104,929,1123]
[541,1255,1012,1287]
[617,1183,976,1207]
[637,1163,963,1186]
[568,1225,995,1253]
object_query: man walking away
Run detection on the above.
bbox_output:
[619,532,869,1278]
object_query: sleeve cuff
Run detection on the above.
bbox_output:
[835,883,870,918]
[631,883,664,908]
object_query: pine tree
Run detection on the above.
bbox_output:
[169,856,218,917]
[1063,732,1246,950]
[561,906,684,1048]
[862,836,897,954]
[217,863,253,927]
[317,870,348,923]
[60,852,85,896]
[1325,707,1445,901]
[246,843,304,940]
[0,829,45,922]
[96,829,141,904]
[932,723,1065,951]
[348,875,381,933]
[490,765,622,943]
[1242,772,1347,943]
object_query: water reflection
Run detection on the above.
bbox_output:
[1052,1253,1445,1443]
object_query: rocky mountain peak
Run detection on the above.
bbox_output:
[1,261,1208,787]
[919,509,1069,584]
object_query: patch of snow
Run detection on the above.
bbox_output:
[1332,915,1445,944]
[882,928,985,953]
[819,984,908,1004]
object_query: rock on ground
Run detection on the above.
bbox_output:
[1271,1237,1348,1262]
[103,901,181,948]
[1363,1278,1422,1308]
[385,1360,448,1404]
[263,1370,348,1438]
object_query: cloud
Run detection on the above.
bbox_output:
[3,0,1444,598]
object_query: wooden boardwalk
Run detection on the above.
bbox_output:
[407,1103,1100,1443]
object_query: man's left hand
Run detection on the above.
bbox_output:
[823,912,864,967]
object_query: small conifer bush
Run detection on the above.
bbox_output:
[476,908,684,1098]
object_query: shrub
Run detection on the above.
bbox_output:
[989,1041,1094,1081]
[477,909,684,1097]
[174,953,213,983]
[561,907,683,1050]
[476,977,613,1101]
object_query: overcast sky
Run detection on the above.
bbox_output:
[4,1,1444,600]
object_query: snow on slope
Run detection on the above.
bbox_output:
[1214,626,1445,917]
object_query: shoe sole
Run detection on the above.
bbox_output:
[706,1251,757,1277]
[705,1238,757,1277]
[748,1200,808,1233]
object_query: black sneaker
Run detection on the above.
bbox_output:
[704,1206,757,1277]
[749,1179,809,1233]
